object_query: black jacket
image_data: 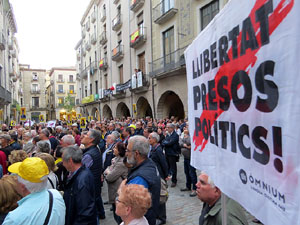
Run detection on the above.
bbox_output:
[82,145,102,196]
[64,166,97,225]
[149,144,168,180]
[127,158,161,225]
[162,131,180,156]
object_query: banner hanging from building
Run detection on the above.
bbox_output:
[20,107,26,121]
[185,0,300,224]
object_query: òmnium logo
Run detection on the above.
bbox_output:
[239,169,247,184]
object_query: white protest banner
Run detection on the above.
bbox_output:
[185,0,300,224]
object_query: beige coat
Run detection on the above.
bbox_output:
[105,156,128,203]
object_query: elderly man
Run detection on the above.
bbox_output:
[39,129,52,151]
[162,123,180,187]
[103,134,117,171]
[62,146,97,225]
[135,121,144,136]
[81,129,105,220]
[126,135,161,225]
[197,172,248,225]
[60,134,75,148]
[148,132,168,225]
[55,126,63,138]
[4,157,66,225]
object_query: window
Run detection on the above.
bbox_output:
[119,65,123,84]
[58,97,64,106]
[85,86,87,97]
[104,74,108,89]
[70,97,75,105]
[95,81,98,94]
[201,0,219,30]
[138,52,146,74]
[69,75,74,82]
[162,0,175,14]
[58,85,64,93]
[117,32,122,45]
[58,74,63,82]
[32,84,39,91]
[163,27,175,64]
[69,85,75,94]
[32,97,39,108]
[32,73,38,81]
[20,98,23,106]
[90,84,92,95]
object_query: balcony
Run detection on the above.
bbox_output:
[9,67,16,77]
[101,10,106,22]
[81,67,88,79]
[90,61,98,75]
[0,86,11,104]
[11,49,16,58]
[91,33,97,45]
[91,11,96,23]
[32,76,38,81]
[111,44,124,62]
[68,79,75,83]
[85,40,91,52]
[153,0,178,24]
[57,78,65,83]
[99,31,107,45]
[31,89,41,94]
[99,57,108,71]
[86,22,90,31]
[130,0,145,12]
[112,14,122,31]
[82,29,86,38]
[130,72,150,93]
[82,46,86,56]
[8,38,13,50]
[113,0,120,4]
[149,46,187,80]
[57,90,65,94]
[76,73,81,80]
[130,27,146,49]
[18,88,23,96]
[30,105,40,111]
[0,33,5,51]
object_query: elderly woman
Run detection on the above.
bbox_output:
[37,153,58,189]
[116,184,151,225]
[8,150,27,165]
[0,175,21,224]
[104,142,128,224]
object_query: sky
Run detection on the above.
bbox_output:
[10,0,91,69]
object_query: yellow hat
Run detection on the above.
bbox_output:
[128,124,136,129]
[8,157,49,183]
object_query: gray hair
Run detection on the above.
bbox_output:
[128,135,149,158]
[18,175,47,193]
[112,131,120,140]
[56,126,63,131]
[41,128,50,138]
[62,135,75,145]
[24,132,32,138]
[200,171,215,188]
[62,146,82,164]
[89,129,101,145]
[167,123,175,129]
[150,132,160,143]
[36,141,51,153]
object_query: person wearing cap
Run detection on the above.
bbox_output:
[3,157,66,225]
[62,146,97,225]
[0,134,13,158]
[128,124,136,137]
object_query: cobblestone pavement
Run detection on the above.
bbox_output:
[100,158,262,225]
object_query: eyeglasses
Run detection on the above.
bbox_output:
[115,196,125,204]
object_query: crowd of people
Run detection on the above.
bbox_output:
[0,116,249,225]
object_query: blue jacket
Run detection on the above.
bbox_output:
[162,131,180,156]
[64,166,97,225]
[127,158,161,225]
[149,144,168,180]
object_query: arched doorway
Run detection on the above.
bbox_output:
[91,107,100,121]
[136,97,153,118]
[157,91,185,120]
[116,102,130,119]
[103,104,113,120]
